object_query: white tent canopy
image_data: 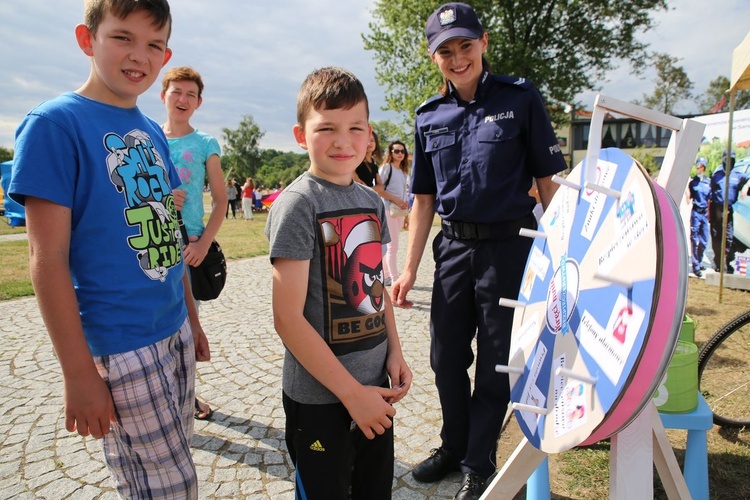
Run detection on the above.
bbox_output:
[730,30,750,92]
[719,29,750,299]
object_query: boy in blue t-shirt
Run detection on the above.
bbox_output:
[8,1,209,497]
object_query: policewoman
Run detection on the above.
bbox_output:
[390,3,566,499]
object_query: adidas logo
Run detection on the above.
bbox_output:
[309,440,325,452]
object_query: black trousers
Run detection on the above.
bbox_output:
[283,391,394,499]
[429,230,532,479]
[709,204,734,272]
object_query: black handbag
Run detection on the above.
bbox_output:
[189,240,227,301]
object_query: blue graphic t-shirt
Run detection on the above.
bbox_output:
[168,130,221,237]
[10,92,187,356]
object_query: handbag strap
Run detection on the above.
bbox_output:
[383,163,393,189]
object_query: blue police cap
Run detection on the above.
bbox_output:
[695,157,707,166]
[426,3,484,55]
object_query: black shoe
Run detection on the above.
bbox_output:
[693,269,703,278]
[412,447,459,483]
[454,473,486,500]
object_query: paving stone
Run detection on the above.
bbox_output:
[36,478,82,499]
[0,230,468,498]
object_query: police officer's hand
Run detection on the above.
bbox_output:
[391,272,415,308]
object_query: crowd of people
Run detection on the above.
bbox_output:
[11,1,726,500]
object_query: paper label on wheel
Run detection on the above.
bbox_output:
[515,314,541,349]
[519,343,549,432]
[545,185,574,248]
[555,377,590,436]
[598,183,650,274]
[581,160,618,241]
[577,296,646,385]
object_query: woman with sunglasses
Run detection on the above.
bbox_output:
[379,141,411,286]
[390,3,567,499]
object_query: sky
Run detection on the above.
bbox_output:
[0,0,748,153]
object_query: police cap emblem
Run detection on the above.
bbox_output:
[439,8,456,26]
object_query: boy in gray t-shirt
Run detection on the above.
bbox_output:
[265,67,412,499]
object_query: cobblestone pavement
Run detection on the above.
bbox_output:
[0,229,484,499]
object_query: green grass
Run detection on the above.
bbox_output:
[0,203,270,300]
[0,219,26,236]
[211,211,269,258]
[0,239,33,300]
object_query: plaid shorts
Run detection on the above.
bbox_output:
[94,319,198,499]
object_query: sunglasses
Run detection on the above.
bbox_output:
[391,149,405,154]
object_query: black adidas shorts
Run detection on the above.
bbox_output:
[282,391,394,499]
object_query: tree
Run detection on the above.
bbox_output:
[363,0,667,125]
[371,119,411,147]
[255,149,309,189]
[222,115,265,180]
[0,146,12,164]
[698,76,750,114]
[640,53,693,114]
[630,146,660,177]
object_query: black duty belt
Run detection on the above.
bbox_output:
[441,214,537,240]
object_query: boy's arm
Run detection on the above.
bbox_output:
[183,154,227,267]
[25,196,115,439]
[183,269,210,361]
[382,291,412,404]
[272,257,404,439]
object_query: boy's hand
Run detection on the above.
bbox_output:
[345,386,400,440]
[64,373,115,439]
[173,188,186,211]
[385,354,412,405]
[182,238,211,267]
[192,324,211,362]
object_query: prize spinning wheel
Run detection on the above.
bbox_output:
[506,147,687,453]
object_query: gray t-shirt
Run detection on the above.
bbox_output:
[265,172,391,404]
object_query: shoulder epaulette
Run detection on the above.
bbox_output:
[416,94,444,113]
[492,74,534,90]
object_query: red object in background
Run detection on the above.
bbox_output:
[710,96,727,114]
[261,190,282,208]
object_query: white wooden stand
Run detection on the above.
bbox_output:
[481,95,705,500]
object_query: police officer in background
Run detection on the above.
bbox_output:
[688,157,710,277]
[709,151,750,273]
[390,3,566,499]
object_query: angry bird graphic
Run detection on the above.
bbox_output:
[342,219,384,314]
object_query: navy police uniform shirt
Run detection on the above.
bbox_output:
[411,70,567,224]
[688,174,710,211]
[711,166,750,206]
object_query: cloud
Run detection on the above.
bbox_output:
[578,0,748,113]
[1,0,747,152]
